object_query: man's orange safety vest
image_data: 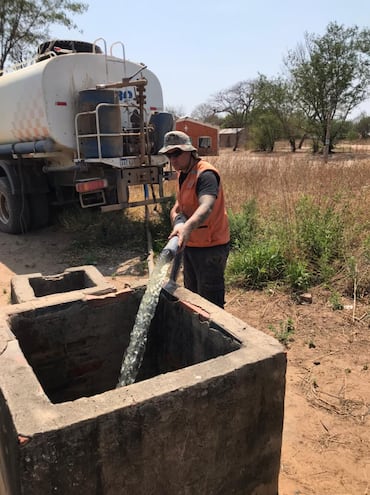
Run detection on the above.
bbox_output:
[177,160,230,247]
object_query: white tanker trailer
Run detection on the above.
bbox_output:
[0,39,175,233]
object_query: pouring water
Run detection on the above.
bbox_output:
[116,235,180,387]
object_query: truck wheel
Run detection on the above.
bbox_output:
[29,193,49,229]
[0,177,31,234]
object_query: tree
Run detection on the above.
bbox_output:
[286,22,370,159]
[354,113,370,139]
[249,110,283,152]
[332,119,357,141]
[255,74,306,152]
[190,103,221,126]
[164,105,186,120]
[0,0,88,70]
[210,80,257,150]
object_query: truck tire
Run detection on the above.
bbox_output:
[0,177,31,234]
[29,193,49,229]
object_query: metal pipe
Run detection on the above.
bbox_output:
[42,164,80,173]
[0,144,12,155]
[0,139,55,156]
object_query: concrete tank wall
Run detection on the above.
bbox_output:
[0,286,286,495]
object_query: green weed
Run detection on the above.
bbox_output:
[329,291,344,310]
[285,259,311,292]
[269,318,295,346]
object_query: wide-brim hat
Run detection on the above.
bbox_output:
[159,131,197,153]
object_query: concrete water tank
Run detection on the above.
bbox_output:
[0,286,286,495]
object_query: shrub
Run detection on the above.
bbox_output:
[149,197,175,253]
[226,239,286,289]
[294,195,345,283]
[228,199,258,250]
[59,206,146,250]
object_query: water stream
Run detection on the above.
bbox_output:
[116,251,173,387]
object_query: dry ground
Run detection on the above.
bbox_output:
[0,223,369,495]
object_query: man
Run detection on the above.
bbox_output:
[159,131,230,308]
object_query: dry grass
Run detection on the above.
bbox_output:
[212,149,370,221]
[150,147,370,252]
[212,148,370,295]
[59,147,367,299]
[128,148,370,246]
[129,147,370,226]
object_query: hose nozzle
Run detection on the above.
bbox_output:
[159,213,187,263]
[159,236,180,263]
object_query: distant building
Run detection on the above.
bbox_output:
[219,128,247,149]
[176,118,219,156]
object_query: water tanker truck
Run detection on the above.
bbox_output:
[0,39,175,234]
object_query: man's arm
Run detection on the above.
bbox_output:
[170,200,180,225]
[169,194,216,249]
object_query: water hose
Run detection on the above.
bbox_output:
[163,213,186,291]
[159,235,180,262]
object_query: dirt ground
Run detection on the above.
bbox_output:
[0,225,369,495]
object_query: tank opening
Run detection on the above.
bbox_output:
[37,40,103,59]
[9,291,240,404]
[28,270,96,298]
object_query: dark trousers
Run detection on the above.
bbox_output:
[183,243,230,308]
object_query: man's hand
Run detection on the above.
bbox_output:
[168,222,192,250]
[168,194,216,250]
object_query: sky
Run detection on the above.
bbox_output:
[51,0,370,117]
